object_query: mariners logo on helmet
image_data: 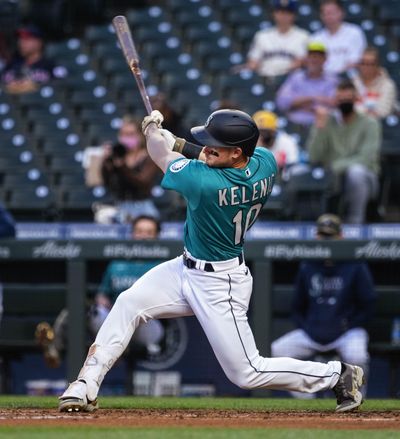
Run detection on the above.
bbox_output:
[191,109,259,157]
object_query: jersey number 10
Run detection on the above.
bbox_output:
[232,203,262,245]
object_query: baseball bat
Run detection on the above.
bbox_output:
[112,15,153,115]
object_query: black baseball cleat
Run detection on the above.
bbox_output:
[333,363,365,412]
[59,380,98,413]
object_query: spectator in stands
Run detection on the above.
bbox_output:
[310,0,366,75]
[1,25,65,94]
[35,215,165,368]
[100,115,161,223]
[350,47,398,119]
[272,213,376,397]
[243,0,309,82]
[252,110,300,171]
[276,41,338,126]
[307,79,381,224]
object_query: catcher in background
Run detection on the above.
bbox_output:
[272,214,377,397]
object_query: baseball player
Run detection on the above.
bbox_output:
[59,109,364,413]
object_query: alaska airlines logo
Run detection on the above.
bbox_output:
[33,241,81,258]
[355,241,400,259]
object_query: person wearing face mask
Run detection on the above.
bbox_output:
[252,110,300,171]
[101,115,161,222]
[307,79,381,224]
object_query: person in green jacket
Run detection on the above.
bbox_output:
[307,79,381,223]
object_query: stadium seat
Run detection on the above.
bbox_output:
[91,42,121,68]
[345,1,372,24]
[48,154,84,173]
[84,122,118,146]
[282,167,334,221]
[382,114,400,139]
[15,87,61,112]
[84,24,115,47]
[203,56,235,78]
[134,26,170,46]
[225,8,264,29]
[2,170,49,189]
[0,151,39,170]
[378,1,400,22]
[261,182,285,220]
[102,58,131,79]
[61,186,112,210]
[7,186,55,211]
[58,173,86,188]
[126,6,166,27]
[69,88,109,112]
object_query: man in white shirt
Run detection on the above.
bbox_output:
[311,0,366,75]
[246,0,309,80]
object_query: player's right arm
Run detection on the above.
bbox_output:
[142,111,205,172]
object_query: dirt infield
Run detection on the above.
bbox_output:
[0,409,399,429]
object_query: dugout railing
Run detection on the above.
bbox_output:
[0,238,399,395]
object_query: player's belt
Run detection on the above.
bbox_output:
[182,252,244,272]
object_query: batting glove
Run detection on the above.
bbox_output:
[142,110,164,134]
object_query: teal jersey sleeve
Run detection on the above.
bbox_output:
[161,150,277,261]
[162,158,204,209]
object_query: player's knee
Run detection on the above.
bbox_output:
[225,370,255,389]
[229,374,251,389]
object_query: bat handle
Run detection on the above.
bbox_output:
[130,63,153,115]
[144,96,153,116]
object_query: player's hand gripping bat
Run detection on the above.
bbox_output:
[112,15,153,115]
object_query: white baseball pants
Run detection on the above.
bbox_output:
[79,255,341,400]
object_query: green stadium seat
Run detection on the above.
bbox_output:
[126,6,166,27]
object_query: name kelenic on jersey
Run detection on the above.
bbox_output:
[217,176,274,207]
[162,147,277,261]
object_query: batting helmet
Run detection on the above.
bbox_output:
[190,109,259,157]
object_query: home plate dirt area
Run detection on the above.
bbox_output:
[0,409,399,429]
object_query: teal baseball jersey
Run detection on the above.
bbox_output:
[162,147,277,261]
[99,260,160,302]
